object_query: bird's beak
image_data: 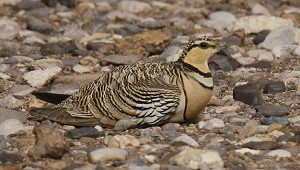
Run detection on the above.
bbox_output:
[217,42,227,49]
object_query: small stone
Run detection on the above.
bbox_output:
[0,151,23,164]
[263,81,285,94]
[258,105,289,117]
[34,58,64,69]
[238,120,260,138]
[105,11,142,22]
[29,125,69,159]
[3,57,18,64]
[41,40,79,55]
[107,134,140,149]
[289,116,300,127]
[138,19,169,29]
[234,16,293,34]
[0,107,27,123]
[233,83,263,106]
[203,11,236,32]
[247,49,274,61]
[251,3,270,15]
[242,141,281,150]
[172,134,199,147]
[118,0,152,14]
[0,119,32,137]
[169,147,224,169]
[102,55,142,65]
[253,30,271,45]
[58,0,76,8]
[28,54,44,60]
[259,26,298,50]
[235,148,260,155]
[0,135,7,149]
[0,18,21,40]
[67,127,104,139]
[23,67,62,88]
[27,17,52,34]
[161,123,182,131]
[88,148,128,163]
[267,149,292,158]
[0,94,25,109]
[261,117,289,125]
[72,64,92,73]
[202,118,225,130]
[245,61,272,69]
[140,128,161,138]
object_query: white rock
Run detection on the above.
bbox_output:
[118,1,152,13]
[105,11,142,22]
[289,116,300,127]
[259,26,298,50]
[294,46,300,56]
[272,45,298,58]
[251,3,270,15]
[0,72,11,79]
[0,0,21,5]
[162,46,182,62]
[247,49,274,61]
[203,118,225,130]
[172,134,200,147]
[0,119,33,137]
[235,148,260,155]
[23,67,62,88]
[234,16,293,34]
[268,130,285,138]
[72,64,92,73]
[235,56,256,65]
[267,149,292,158]
[0,94,24,109]
[0,18,21,40]
[169,147,224,169]
[34,58,64,69]
[215,105,241,114]
[95,2,112,12]
[204,11,236,32]
[11,56,34,63]
[237,136,263,145]
[88,148,128,163]
[108,134,140,149]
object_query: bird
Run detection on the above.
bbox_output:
[31,37,227,131]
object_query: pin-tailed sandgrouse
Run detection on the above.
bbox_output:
[31,37,227,131]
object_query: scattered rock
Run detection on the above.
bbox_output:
[267,149,292,158]
[0,94,25,109]
[27,17,52,34]
[33,58,64,70]
[169,147,224,169]
[261,117,289,125]
[118,0,152,14]
[0,18,21,40]
[245,60,272,69]
[199,118,225,130]
[0,119,32,137]
[0,135,7,150]
[72,64,92,73]
[257,105,289,117]
[0,151,23,164]
[29,125,69,159]
[101,55,143,65]
[242,141,281,150]
[235,148,260,155]
[234,16,293,34]
[253,30,271,45]
[41,40,79,55]
[67,127,104,139]
[0,107,27,123]
[233,83,263,106]
[172,134,199,147]
[107,134,140,149]
[88,148,128,163]
[263,81,285,94]
[23,67,62,88]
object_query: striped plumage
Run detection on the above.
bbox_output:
[31,37,226,130]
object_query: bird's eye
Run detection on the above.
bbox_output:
[199,42,209,49]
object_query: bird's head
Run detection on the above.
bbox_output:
[179,37,227,70]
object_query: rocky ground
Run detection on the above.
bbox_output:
[0,0,299,169]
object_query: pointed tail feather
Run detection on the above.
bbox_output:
[30,107,100,126]
[31,92,71,104]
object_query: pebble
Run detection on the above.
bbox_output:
[257,105,289,117]
[27,53,44,60]
[169,147,224,169]
[233,83,263,106]
[23,67,62,88]
[251,3,270,15]
[72,64,92,73]
[261,117,289,125]
[0,107,27,123]
[0,18,21,40]
[199,118,225,130]
[118,1,152,14]
[259,26,298,50]
[107,134,140,149]
[253,30,271,45]
[289,116,300,127]
[234,16,293,34]
[235,148,260,155]
[0,119,32,137]
[0,94,25,109]
[238,120,259,138]
[27,17,52,34]
[172,134,199,147]
[267,149,292,158]
[242,141,281,150]
[138,19,169,29]
[0,135,7,150]
[263,80,286,93]
[88,148,128,163]
[67,127,104,139]
[41,40,79,55]
[33,58,64,69]
[246,49,274,61]
[203,11,236,31]
[29,125,69,159]
[0,151,24,164]
[105,11,142,22]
